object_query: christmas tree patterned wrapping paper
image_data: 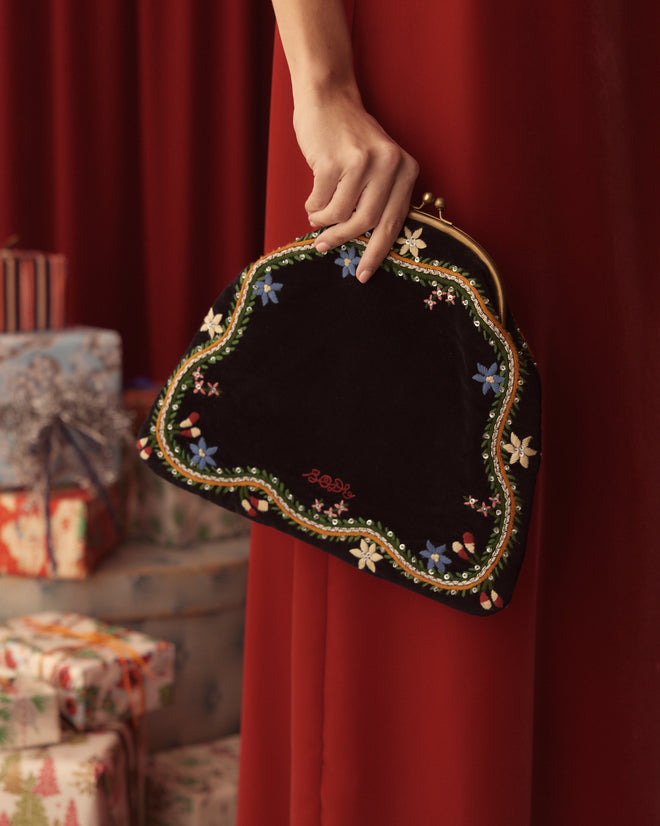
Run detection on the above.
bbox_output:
[0,613,174,732]
[0,722,144,826]
[0,327,123,490]
[0,671,60,751]
[145,735,239,826]
[0,485,124,579]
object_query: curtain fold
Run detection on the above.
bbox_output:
[0,0,273,382]
[1,2,658,823]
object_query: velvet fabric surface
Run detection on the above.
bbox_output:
[138,216,540,615]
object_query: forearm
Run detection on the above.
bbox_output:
[271,0,358,101]
[270,0,418,281]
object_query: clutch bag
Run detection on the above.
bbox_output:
[137,194,541,615]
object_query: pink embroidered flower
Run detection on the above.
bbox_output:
[206,382,220,396]
[464,496,478,509]
[335,500,348,515]
[312,499,324,512]
[477,502,490,517]
[424,297,436,310]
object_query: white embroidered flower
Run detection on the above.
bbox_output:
[502,433,538,468]
[349,539,383,573]
[396,226,427,257]
[200,309,224,337]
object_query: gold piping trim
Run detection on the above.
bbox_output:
[155,236,519,592]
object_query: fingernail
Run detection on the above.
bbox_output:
[357,268,372,284]
[316,241,329,254]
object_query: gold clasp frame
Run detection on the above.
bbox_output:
[410,192,506,325]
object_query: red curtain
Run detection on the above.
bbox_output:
[2,1,659,823]
[0,0,274,382]
[255,2,660,824]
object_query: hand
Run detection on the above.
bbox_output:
[293,88,419,283]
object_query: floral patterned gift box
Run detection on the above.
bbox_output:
[0,721,144,826]
[146,735,240,826]
[0,484,124,579]
[0,669,60,750]
[0,612,174,731]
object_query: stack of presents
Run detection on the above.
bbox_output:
[0,246,250,825]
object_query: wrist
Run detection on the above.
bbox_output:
[290,62,360,104]
[291,72,363,122]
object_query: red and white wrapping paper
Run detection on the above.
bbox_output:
[0,485,123,579]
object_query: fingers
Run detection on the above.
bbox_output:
[356,157,418,283]
[305,166,338,220]
[306,160,366,226]
[313,150,419,283]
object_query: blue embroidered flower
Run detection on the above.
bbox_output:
[472,362,504,395]
[254,273,283,305]
[334,247,360,278]
[190,437,218,470]
[420,540,452,573]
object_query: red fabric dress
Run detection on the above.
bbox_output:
[238,2,660,825]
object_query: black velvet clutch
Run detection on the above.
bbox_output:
[137,196,541,615]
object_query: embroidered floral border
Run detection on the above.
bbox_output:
[141,226,538,612]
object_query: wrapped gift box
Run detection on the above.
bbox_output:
[0,484,124,579]
[0,670,60,750]
[146,735,240,826]
[0,722,144,825]
[124,386,250,547]
[0,248,67,334]
[0,612,175,731]
[127,466,250,547]
[0,326,123,490]
[0,538,249,750]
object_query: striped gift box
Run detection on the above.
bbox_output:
[0,249,67,333]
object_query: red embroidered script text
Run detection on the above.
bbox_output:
[302,469,356,499]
